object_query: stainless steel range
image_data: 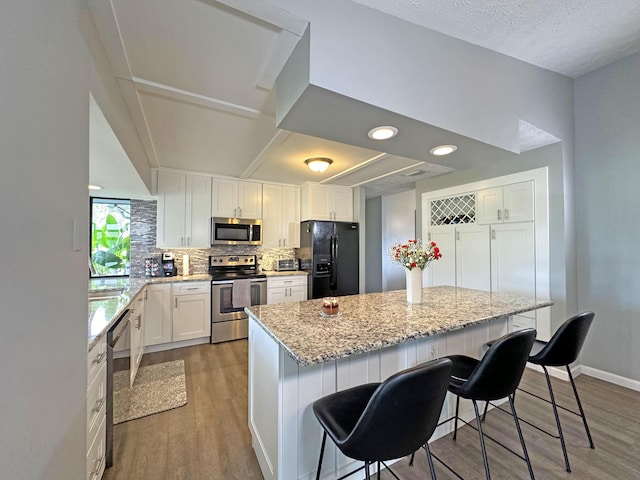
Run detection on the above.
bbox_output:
[209,255,266,343]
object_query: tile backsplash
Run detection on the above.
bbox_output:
[130,200,296,277]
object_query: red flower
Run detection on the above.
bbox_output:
[431,241,436,246]
[411,262,417,268]
[433,247,440,253]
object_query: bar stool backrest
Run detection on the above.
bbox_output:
[460,328,536,402]
[340,358,452,461]
[529,311,595,367]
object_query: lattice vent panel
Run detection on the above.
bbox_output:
[430,194,476,225]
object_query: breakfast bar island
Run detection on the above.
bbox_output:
[246,286,552,480]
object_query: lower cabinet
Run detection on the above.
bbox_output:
[144,284,172,346]
[129,290,146,387]
[267,275,308,304]
[86,336,107,480]
[172,282,211,342]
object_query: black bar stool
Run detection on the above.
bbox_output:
[312,358,452,480]
[438,328,537,480]
[486,312,595,472]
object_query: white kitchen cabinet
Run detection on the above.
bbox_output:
[156,170,212,248]
[477,181,534,224]
[300,182,353,221]
[144,283,172,346]
[267,275,308,304]
[86,336,107,480]
[212,177,262,219]
[129,290,146,386]
[262,184,300,248]
[172,282,211,341]
[427,224,490,291]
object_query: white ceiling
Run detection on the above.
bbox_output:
[88,0,640,200]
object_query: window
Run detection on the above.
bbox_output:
[90,198,130,277]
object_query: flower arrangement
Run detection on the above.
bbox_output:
[388,239,442,270]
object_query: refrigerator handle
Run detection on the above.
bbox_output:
[330,235,338,291]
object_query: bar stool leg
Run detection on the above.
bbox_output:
[566,366,595,449]
[364,461,371,480]
[315,431,327,480]
[472,400,492,480]
[424,442,437,480]
[453,395,461,441]
[509,395,536,480]
[542,366,571,472]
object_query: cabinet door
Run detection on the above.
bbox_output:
[267,287,287,305]
[185,174,212,247]
[490,222,535,317]
[238,181,263,219]
[282,185,300,247]
[476,187,502,224]
[456,224,491,291]
[427,227,456,287]
[332,186,353,221]
[130,294,145,387]
[212,178,239,217]
[173,293,211,341]
[289,285,307,302]
[261,184,283,248]
[303,183,332,221]
[156,171,186,247]
[503,181,534,223]
[144,284,172,346]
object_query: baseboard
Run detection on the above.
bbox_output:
[581,366,640,392]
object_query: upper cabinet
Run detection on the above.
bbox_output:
[156,170,212,248]
[300,182,353,221]
[262,184,300,248]
[476,181,534,224]
[212,178,262,219]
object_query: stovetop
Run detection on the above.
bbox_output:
[208,254,265,281]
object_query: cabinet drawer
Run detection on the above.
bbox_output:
[174,282,210,295]
[267,276,307,289]
[86,415,106,480]
[86,362,106,451]
[87,336,107,384]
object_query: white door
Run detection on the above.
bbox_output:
[456,224,491,291]
[476,187,502,224]
[503,181,534,223]
[173,293,211,341]
[261,184,282,248]
[238,181,263,219]
[212,178,239,217]
[144,284,172,346]
[156,171,186,247]
[427,227,456,287]
[282,185,300,247]
[185,174,211,247]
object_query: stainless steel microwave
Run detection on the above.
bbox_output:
[211,217,262,246]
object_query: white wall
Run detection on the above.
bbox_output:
[0,1,146,477]
[381,190,416,292]
[575,52,640,382]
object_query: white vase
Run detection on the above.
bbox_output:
[405,268,423,304]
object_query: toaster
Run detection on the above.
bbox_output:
[275,258,298,271]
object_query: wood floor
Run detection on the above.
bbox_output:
[103,341,640,480]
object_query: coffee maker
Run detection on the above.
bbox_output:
[162,252,178,277]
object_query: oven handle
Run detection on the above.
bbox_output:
[211,278,267,285]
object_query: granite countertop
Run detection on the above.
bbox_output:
[246,286,553,366]
[88,274,212,352]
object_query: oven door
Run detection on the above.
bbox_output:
[211,279,266,343]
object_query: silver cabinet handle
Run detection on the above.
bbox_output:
[186,236,190,246]
[456,231,460,240]
[186,287,198,290]
[504,208,509,220]
[175,298,178,308]
[491,229,496,240]
[497,209,502,220]
[92,351,106,365]
[92,396,106,413]
[90,456,104,477]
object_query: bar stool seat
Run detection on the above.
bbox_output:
[313,358,452,480]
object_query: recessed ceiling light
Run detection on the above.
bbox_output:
[429,145,457,156]
[88,185,103,190]
[368,126,398,140]
[304,157,333,173]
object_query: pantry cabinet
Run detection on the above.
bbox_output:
[476,181,534,224]
[212,177,262,219]
[262,184,300,248]
[267,275,307,304]
[144,284,172,346]
[156,170,212,248]
[172,282,211,341]
[301,182,353,221]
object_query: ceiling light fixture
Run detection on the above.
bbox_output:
[88,185,103,190]
[429,145,458,156]
[368,126,398,140]
[304,157,333,173]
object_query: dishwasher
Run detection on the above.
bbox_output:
[105,308,131,468]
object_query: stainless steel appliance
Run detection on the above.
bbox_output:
[209,255,266,343]
[297,221,359,299]
[211,217,262,246]
[275,258,298,271]
[105,308,132,467]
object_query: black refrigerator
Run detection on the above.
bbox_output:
[298,220,359,299]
